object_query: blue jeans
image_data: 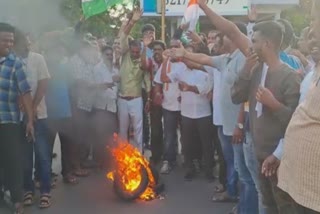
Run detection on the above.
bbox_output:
[233,143,258,214]
[162,109,180,163]
[24,119,51,194]
[243,132,266,214]
[217,126,238,197]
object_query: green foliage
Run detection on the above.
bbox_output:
[59,0,162,42]
[281,0,312,36]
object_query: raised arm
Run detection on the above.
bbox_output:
[119,8,143,54]
[123,8,143,36]
[170,45,214,67]
[141,35,153,71]
[198,0,251,56]
[160,58,172,83]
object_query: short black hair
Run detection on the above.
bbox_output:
[0,23,15,33]
[150,40,166,50]
[101,45,113,53]
[253,21,284,49]
[141,24,155,34]
[234,22,247,36]
[129,39,141,48]
[277,19,295,48]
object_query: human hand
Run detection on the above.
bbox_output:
[132,7,143,22]
[179,81,191,92]
[232,127,244,144]
[244,50,259,72]
[261,155,280,177]
[197,0,207,8]
[180,22,190,31]
[186,31,202,44]
[256,86,277,108]
[153,92,163,106]
[248,5,258,22]
[170,45,186,59]
[143,34,153,47]
[26,121,35,143]
[162,50,171,61]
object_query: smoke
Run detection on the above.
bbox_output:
[0,0,69,37]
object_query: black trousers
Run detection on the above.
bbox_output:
[181,116,214,172]
[48,118,79,177]
[0,124,24,203]
[212,124,227,187]
[150,104,163,164]
[91,110,117,169]
[142,89,150,147]
[73,109,96,164]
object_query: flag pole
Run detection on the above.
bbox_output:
[161,0,166,41]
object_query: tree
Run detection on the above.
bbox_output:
[60,0,163,41]
[281,0,312,36]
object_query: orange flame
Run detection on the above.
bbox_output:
[107,134,156,200]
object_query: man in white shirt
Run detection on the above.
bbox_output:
[92,46,118,169]
[14,30,52,208]
[154,39,184,174]
[160,45,214,181]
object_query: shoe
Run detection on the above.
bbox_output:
[184,168,196,181]
[160,161,170,174]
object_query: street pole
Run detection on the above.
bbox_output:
[161,0,166,41]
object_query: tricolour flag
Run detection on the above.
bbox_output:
[82,0,131,19]
[182,0,200,32]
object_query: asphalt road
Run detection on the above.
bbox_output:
[0,139,234,214]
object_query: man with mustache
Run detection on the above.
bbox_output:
[147,40,166,165]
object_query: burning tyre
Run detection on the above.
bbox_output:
[113,164,149,201]
[107,134,164,201]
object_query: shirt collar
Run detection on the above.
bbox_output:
[0,53,15,63]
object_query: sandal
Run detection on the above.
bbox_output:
[73,169,89,177]
[39,194,51,209]
[213,184,226,193]
[63,174,79,185]
[211,192,238,203]
[13,203,24,214]
[23,192,34,206]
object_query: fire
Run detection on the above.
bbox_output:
[107,134,156,200]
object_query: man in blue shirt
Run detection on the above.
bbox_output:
[44,40,89,185]
[277,19,305,74]
[0,23,34,214]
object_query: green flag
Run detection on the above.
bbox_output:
[82,0,131,19]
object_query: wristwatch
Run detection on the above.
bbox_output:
[237,123,244,130]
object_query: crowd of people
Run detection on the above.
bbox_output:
[0,0,320,214]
